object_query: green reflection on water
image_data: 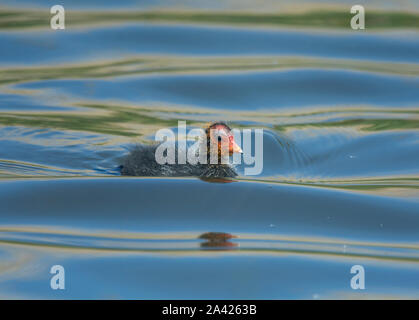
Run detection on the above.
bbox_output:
[0,103,184,137]
[0,103,417,139]
[0,226,418,264]
[275,118,419,132]
[1,56,418,86]
[0,8,418,30]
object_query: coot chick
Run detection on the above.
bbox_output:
[120,122,242,178]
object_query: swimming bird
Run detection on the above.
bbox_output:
[120,122,242,178]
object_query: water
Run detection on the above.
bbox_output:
[0,1,418,299]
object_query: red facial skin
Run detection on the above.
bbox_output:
[209,124,242,156]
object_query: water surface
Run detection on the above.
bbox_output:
[0,1,418,299]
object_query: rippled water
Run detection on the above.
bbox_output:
[0,1,418,299]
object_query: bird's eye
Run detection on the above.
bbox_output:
[218,136,222,142]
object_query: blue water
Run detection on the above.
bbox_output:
[1,24,419,65]
[0,1,418,299]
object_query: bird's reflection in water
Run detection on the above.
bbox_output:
[199,177,237,184]
[198,232,238,250]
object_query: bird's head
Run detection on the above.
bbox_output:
[205,122,242,161]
